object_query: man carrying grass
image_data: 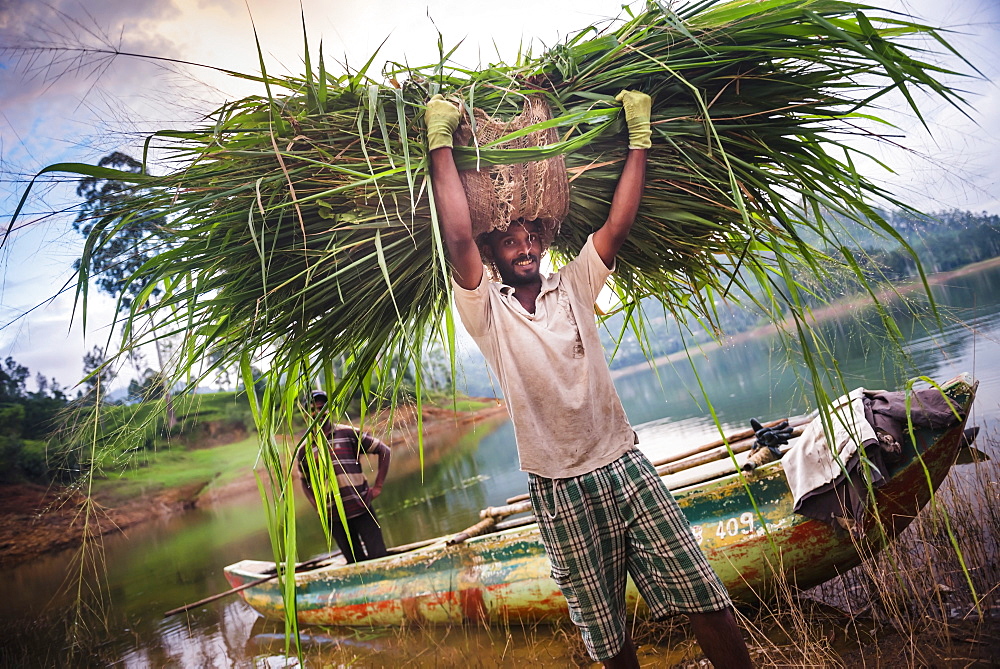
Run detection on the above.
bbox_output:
[427,92,752,668]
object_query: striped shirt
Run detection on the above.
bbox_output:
[297,423,390,519]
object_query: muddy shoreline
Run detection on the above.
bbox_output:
[0,400,509,568]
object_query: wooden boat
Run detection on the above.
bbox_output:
[224,375,978,626]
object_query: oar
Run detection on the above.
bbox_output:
[426,419,809,546]
[480,501,533,519]
[444,501,542,545]
[446,517,498,545]
[504,416,809,505]
[457,421,811,541]
[163,551,342,618]
[405,423,810,549]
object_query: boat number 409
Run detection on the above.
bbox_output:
[692,512,755,545]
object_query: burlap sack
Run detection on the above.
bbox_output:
[454,96,569,253]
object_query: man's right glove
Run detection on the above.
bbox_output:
[614,89,652,150]
[425,94,461,151]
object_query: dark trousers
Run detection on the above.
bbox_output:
[330,510,387,563]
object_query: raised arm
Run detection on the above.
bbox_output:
[592,90,651,269]
[426,95,484,290]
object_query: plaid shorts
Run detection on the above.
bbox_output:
[528,448,732,661]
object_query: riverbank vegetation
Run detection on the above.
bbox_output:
[0,377,256,488]
[0,389,505,572]
[0,348,476,487]
[0,356,74,485]
[854,209,1000,279]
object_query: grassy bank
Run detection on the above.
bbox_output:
[0,392,506,569]
[92,434,261,503]
[92,394,505,502]
[89,392,499,498]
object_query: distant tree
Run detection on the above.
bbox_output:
[0,356,70,484]
[0,356,30,401]
[75,152,177,425]
[127,367,166,402]
[236,365,267,397]
[81,346,116,398]
[207,348,232,390]
[418,341,454,394]
[33,373,48,398]
[127,348,148,380]
[249,366,266,395]
[73,152,166,311]
[49,378,67,402]
[0,404,25,438]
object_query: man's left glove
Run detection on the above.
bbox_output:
[425,94,461,151]
[615,89,652,150]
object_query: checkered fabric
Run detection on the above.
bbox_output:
[528,448,732,661]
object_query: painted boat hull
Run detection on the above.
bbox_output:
[224,377,976,626]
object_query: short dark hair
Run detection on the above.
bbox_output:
[311,390,327,402]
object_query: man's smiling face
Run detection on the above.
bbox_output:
[484,220,543,286]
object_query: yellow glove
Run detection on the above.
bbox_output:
[615,89,652,150]
[425,94,461,151]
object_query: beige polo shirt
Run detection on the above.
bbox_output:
[453,235,636,479]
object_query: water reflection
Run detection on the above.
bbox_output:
[241,614,580,667]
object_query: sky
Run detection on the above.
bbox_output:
[1,0,998,393]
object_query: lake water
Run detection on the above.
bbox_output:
[5,262,1000,667]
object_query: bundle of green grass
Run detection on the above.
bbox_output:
[66,0,966,413]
